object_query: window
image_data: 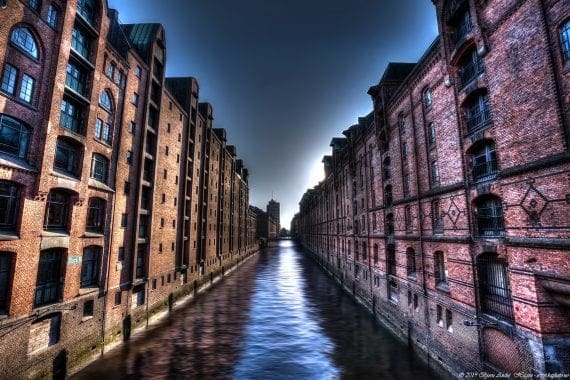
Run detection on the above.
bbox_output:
[83,300,94,317]
[413,294,418,310]
[432,200,444,234]
[99,90,112,111]
[382,157,391,180]
[403,173,410,198]
[120,213,127,228]
[86,198,105,233]
[362,242,367,261]
[107,62,116,80]
[28,313,60,353]
[401,142,407,160]
[54,138,81,177]
[405,206,412,233]
[477,253,514,322]
[436,305,443,326]
[561,20,570,65]
[34,249,63,307]
[465,91,491,133]
[60,96,83,134]
[28,0,40,11]
[1,64,17,94]
[384,185,392,207]
[114,291,122,305]
[427,122,436,146]
[118,247,125,261]
[475,196,505,236]
[373,244,379,265]
[398,113,405,133]
[129,121,136,133]
[450,8,472,45]
[90,154,109,183]
[135,245,146,278]
[44,190,70,231]
[386,244,396,276]
[471,141,498,180]
[406,248,416,276]
[80,246,100,287]
[77,0,96,25]
[132,92,139,106]
[94,119,112,145]
[10,27,39,59]
[126,150,133,164]
[18,74,35,103]
[424,88,432,108]
[116,70,125,87]
[135,65,142,78]
[431,161,440,185]
[71,27,90,59]
[0,114,30,159]
[65,62,87,95]
[0,253,12,314]
[46,5,58,28]
[139,215,148,238]
[446,309,453,332]
[459,48,484,86]
[159,243,163,253]
[386,213,394,235]
[0,182,20,231]
[434,251,448,289]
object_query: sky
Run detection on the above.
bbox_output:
[108,0,439,229]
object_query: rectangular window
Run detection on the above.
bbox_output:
[118,247,125,261]
[0,181,20,232]
[428,123,436,146]
[90,154,108,183]
[126,151,133,165]
[431,161,440,185]
[71,27,90,60]
[135,66,142,78]
[434,251,448,289]
[120,213,127,228]
[446,309,453,332]
[0,253,12,314]
[65,62,86,95]
[124,181,130,195]
[95,118,102,140]
[114,291,122,305]
[436,305,443,326]
[1,64,17,94]
[60,97,83,134]
[54,139,79,176]
[129,121,136,133]
[83,300,94,318]
[47,5,59,28]
[34,249,62,307]
[132,93,139,106]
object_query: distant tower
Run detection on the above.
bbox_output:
[267,199,280,233]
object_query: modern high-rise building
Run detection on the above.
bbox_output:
[0,1,257,377]
[267,198,280,232]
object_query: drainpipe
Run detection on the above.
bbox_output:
[409,88,431,366]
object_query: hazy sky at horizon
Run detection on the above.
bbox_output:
[108,0,438,228]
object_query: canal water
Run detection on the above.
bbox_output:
[74,241,442,379]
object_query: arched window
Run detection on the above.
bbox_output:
[10,27,39,59]
[406,248,416,276]
[44,190,71,231]
[383,157,391,180]
[405,206,412,233]
[0,181,21,232]
[471,140,498,180]
[434,251,448,289]
[0,114,30,160]
[475,195,505,236]
[423,87,432,108]
[559,19,570,65]
[0,252,13,314]
[476,253,514,322]
[86,198,106,233]
[81,246,101,287]
[90,153,109,184]
[446,0,471,45]
[459,47,484,86]
[99,90,112,111]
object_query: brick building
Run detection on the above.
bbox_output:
[296,0,569,376]
[0,0,257,378]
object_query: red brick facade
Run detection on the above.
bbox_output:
[294,0,569,376]
[0,1,257,378]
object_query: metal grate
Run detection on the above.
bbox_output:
[477,253,514,323]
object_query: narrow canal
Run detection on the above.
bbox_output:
[74,241,442,379]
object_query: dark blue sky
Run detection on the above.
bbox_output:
[108,0,438,228]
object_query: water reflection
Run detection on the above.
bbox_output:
[74,241,441,380]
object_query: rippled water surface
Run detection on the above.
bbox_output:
[74,241,442,379]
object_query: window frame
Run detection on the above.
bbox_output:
[0,181,21,232]
[90,153,109,184]
[54,138,81,177]
[44,190,71,231]
[80,246,100,288]
[1,63,18,95]
[10,26,39,60]
[86,197,106,233]
[0,114,30,160]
